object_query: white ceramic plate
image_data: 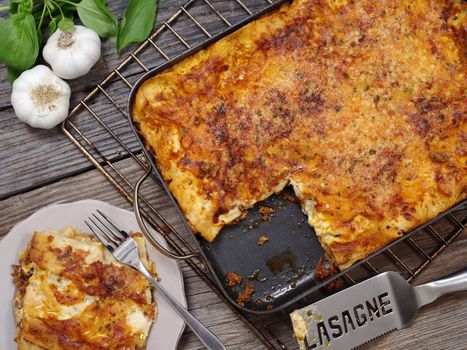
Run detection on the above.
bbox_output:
[0,199,186,350]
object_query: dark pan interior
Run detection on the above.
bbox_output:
[197,186,328,312]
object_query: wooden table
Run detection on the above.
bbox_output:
[0,1,466,349]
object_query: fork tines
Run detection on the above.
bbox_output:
[85,210,129,251]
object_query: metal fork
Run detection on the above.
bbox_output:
[86,210,226,350]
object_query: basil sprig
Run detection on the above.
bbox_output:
[76,0,118,39]
[0,12,38,71]
[117,0,158,54]
[0,0,158,83]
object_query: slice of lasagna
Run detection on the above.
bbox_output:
[132,0,466,269]
[13,227,157,350]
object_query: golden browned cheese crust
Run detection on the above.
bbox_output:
[132,0,466,269]
[13,228,157,350]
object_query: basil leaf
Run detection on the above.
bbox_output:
[9,4,19,15]
[62,5,76,19]
[117,0,157,54]
[48,18,58,35]
[17,0,32,14]
[0,13,38,71]
[76,0,117,39]
[58,17,74,32]
[9,0,29,14]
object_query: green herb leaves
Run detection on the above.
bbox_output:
[76,0,158,53]
[117,0,158,54]
[58,17,75,32]
[0,12,39,71]
[76,0,118,39]
[1,0,158,83]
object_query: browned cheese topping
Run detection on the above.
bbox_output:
[132,0,466,269]
[14,229,157,350]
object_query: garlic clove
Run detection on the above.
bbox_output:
[51,54,78,80]
[78,40,101,63]
[11,65,71,129]
[69,55,91,80]
[27,103,69,129]
[43,25,101,80]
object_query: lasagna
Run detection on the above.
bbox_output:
[132,0,466,269]
[13,227,157,349]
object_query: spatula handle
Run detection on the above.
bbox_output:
[414,268,467,307]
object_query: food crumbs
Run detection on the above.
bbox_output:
[226,272,243,287]
[280,190,300,204]
[258,205,274,221]
[257,235,270,246]
[314,256,336,280]
[237,283,255,306]
[315,256,343,292]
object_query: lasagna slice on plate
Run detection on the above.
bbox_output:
[13,227,157,349]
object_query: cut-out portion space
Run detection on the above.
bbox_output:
[197,186,325,312]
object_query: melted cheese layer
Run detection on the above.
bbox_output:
[132,0,466,269]
[14,227,157,350]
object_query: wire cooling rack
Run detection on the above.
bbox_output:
[62,0,467,348]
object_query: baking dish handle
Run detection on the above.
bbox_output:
[134,163,199,260]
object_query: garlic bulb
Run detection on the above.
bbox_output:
[11,65,71,129]
[43,25,101,80]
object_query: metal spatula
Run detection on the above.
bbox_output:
[290,268,467,350]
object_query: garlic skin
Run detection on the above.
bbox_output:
[43,25,101,80]
[11,65,71,129]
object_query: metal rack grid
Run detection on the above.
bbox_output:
[62,0,467,348]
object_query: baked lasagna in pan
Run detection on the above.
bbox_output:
[13,227,157,349]
[132,0,466,269]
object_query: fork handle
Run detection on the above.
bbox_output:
[138,262,226,350]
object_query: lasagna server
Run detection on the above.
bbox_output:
[126,0,466,313]
[290,268,467,350]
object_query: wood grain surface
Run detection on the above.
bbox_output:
[0,0,466,349]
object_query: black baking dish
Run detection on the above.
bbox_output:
[126,1,466,313]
